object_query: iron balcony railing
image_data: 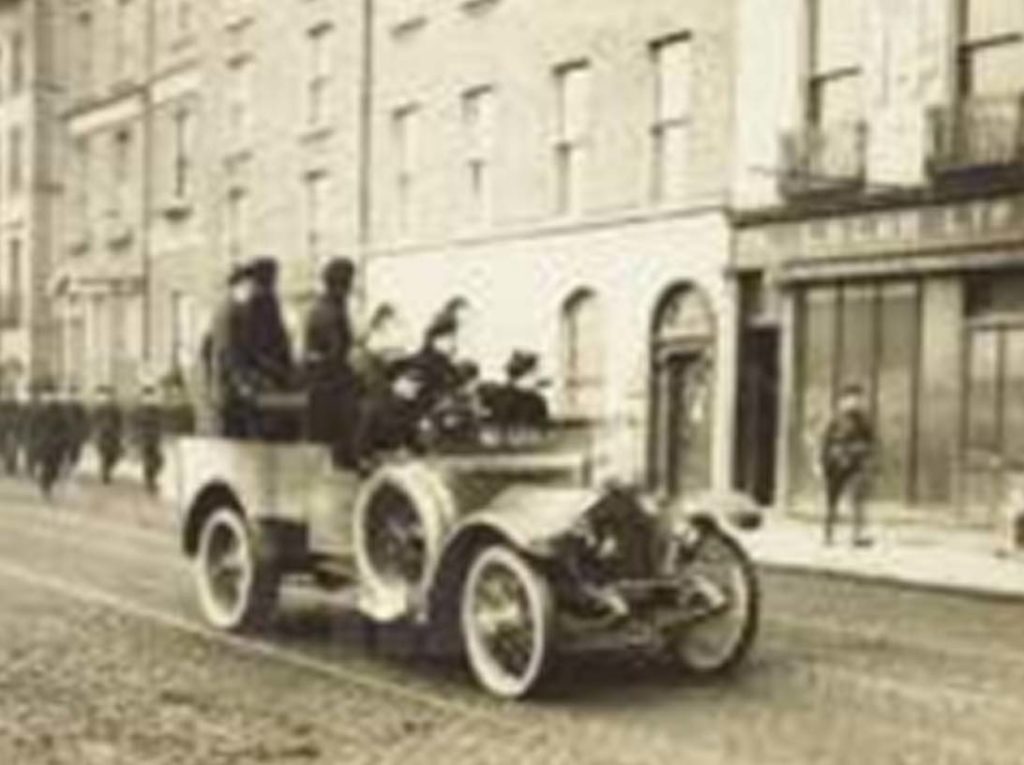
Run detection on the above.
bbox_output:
[927,94,1024,175]
[779,120,867,199]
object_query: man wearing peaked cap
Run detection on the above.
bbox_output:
[303,257,358,466]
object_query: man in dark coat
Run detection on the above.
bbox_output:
[204,263,253,437]
[134,385,164,494]
[64,386,89,476]
[0,395,20,475]
[303,258,358,467]
[32,382,70,500]
[820,383,876,547]
[233,257,297,440]
[93,386,124,484]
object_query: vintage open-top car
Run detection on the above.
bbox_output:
[174,424,761,699]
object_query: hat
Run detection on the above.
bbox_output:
[227,262,249,286]
[31,377,57,394]
[455,360,480,384]
[840,382,865,397]
[425,308,459,342]
[323,258,356,286]
[505,350,539,381]
[249,256,278,285]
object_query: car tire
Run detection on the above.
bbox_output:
[665,527,759,676]
[194,506,280,632]
[460,544,553,699]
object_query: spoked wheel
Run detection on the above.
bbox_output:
[194,506,279,632]
[666,527,759,676]
[460,545,553,699]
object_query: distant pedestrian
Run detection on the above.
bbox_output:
[93,387,124,484]
[820,383,875,547]
[64,387,89,476]
[135,385,164,494]
[0,394,20,475]
[32,382,70,501]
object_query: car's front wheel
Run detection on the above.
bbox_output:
[665,527,759,675]
[194,506,279,632]
[460,544,553,699]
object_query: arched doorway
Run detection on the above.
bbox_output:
[649,284,716,498]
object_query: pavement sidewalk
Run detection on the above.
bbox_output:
[746,513,1024,600]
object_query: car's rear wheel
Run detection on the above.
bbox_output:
[460,544,553,699]
[666,528,759,675]
[195,506,279,632]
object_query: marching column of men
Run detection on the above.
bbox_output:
[0,379,170,502]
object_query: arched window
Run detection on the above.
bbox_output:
[561,288,604,420]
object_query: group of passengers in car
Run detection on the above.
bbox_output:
[200,255,549,470]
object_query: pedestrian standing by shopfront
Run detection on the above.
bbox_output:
[134,385,164,494]
[93,386,124,484]
[820,383,876,547]
[303,257,358,467]
[32,381,70,501]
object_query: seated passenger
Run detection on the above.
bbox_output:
[478,350,550,447]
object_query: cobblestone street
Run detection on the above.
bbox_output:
[0,478,1023,763]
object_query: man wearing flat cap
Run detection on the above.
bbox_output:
[202,262,256,437]
[233,256,296,439]
[303,257,358,466]
[205,257,295,439]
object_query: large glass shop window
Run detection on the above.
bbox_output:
[963,272,1024,517]
[874,282,918,503]
[791,287,837,503]
[792,280,922,507]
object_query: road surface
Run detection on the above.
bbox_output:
[0,478,1022,764]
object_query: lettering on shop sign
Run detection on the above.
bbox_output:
[738,194,1024,267]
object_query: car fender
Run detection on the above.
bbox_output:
[673,490,763,535]
[449,484,604,558]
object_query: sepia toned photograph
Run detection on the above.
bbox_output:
[0,0,1022,762]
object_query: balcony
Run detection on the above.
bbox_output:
[927,95,1024,180]
[779,121,867,200]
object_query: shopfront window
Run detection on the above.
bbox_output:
[874,282,919,503]
[963,272,1024,518]
[792,279,922,507]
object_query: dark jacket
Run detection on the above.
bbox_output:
[93,402,124,459]
[303,293,354,387]
[31,400,71,472]
[820,408,874,480]
[233,291,295,395]
[135,403,163,456]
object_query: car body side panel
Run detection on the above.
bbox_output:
[176,437,343,530]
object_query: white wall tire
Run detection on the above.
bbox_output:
[353,463,455,622]
[460,544,553,700]
[194,506,279,632]
[666,529,759,675]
